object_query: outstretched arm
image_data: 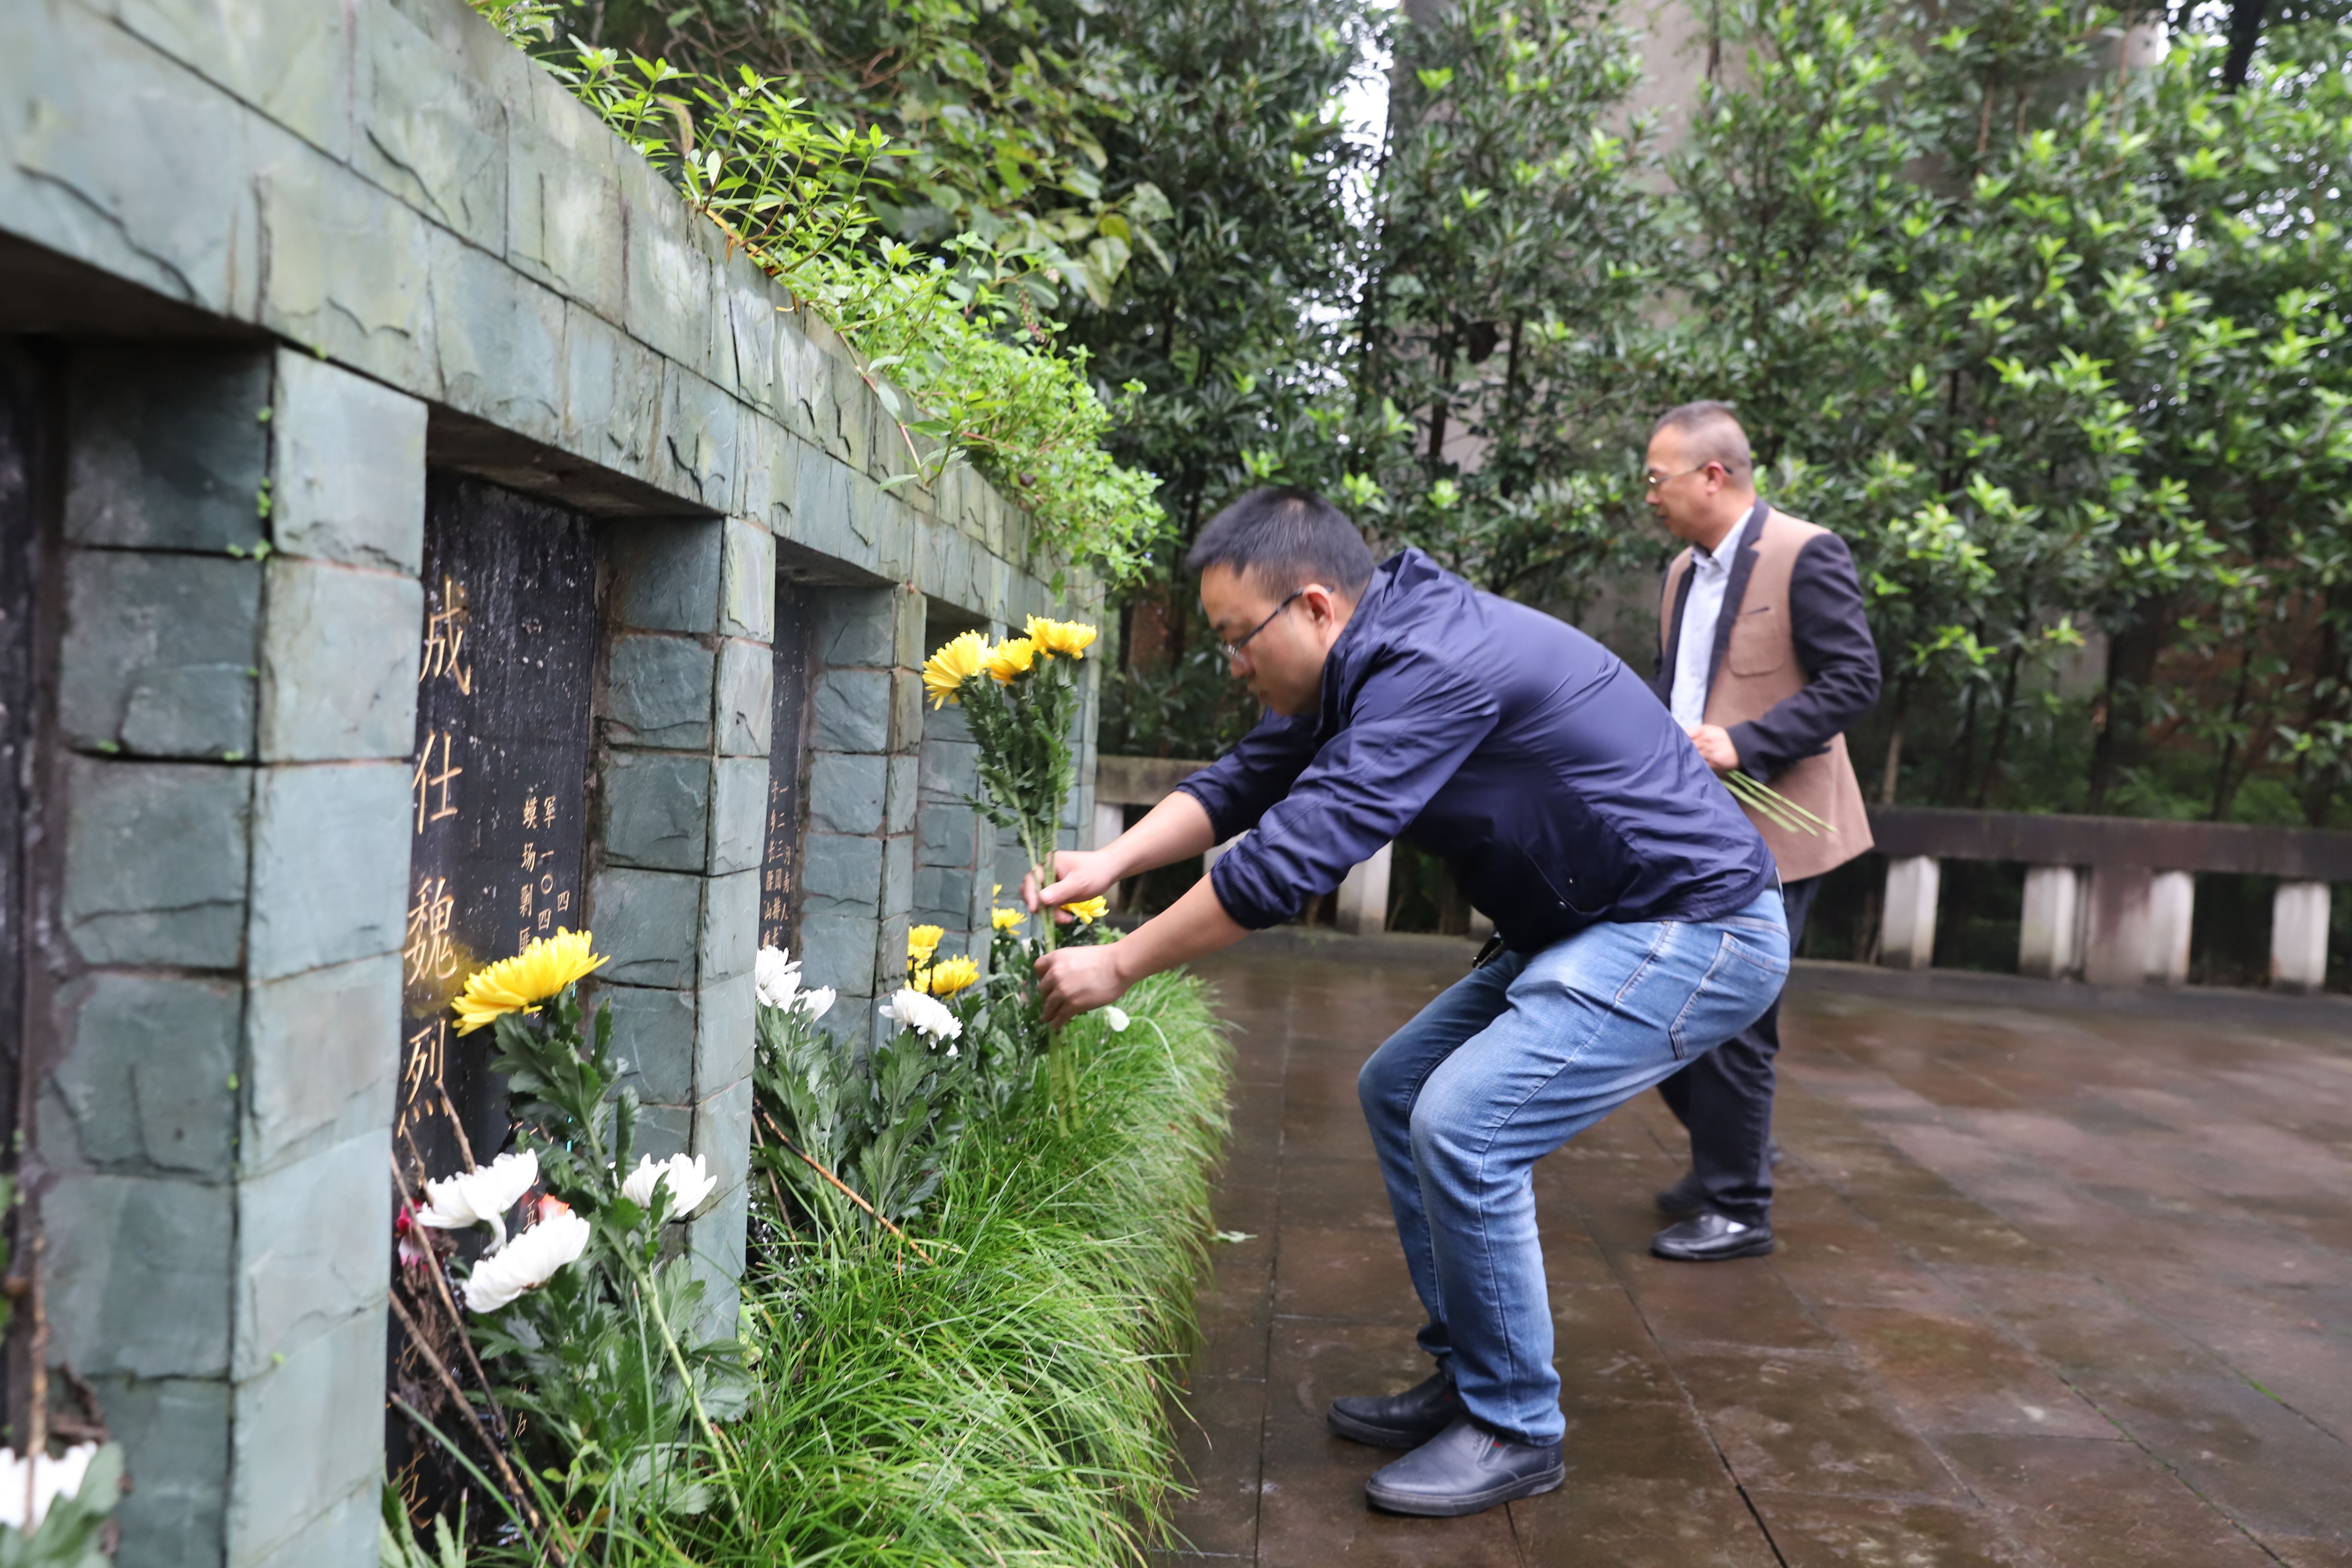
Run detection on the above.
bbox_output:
[1032,873,1248,1027]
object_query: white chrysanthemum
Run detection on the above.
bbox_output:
[464,1208,591,1312]
[1103,1005,1130,1033]
[417,1149,539,1250]
[0,1442,100,1531]
[754,945,802,1010]
[621,1152,718,1220]
[796,985,836,1021]
[880,986,961,1043]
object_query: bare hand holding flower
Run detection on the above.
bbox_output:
[1035,941,1132,1029]
[1687,723,1741,772]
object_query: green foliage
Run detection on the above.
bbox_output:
[442,988,746,1531]
[691,971,1232,1568]
[474,15,1165,583]
[0,1446,123,1568]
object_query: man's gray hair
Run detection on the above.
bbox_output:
[1651,400,1753,481]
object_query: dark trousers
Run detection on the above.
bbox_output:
[1657,874,1819,1225]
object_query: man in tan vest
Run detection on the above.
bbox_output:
[1644,401,1880,1260]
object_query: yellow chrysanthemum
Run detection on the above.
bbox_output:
[452,928,608,1035]
[919,955,981,996]
[923,631,991,709]
[1061,897,1109,925]
[1025,616,1098,660]
[908,924,945,964]
[991,906,1025,932]
[983,637,1038,684]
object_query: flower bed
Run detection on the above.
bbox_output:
[708,969,1232,1565]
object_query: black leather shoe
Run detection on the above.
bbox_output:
[1364,1415,1565,1516]
[1652,1210,1773,1260]
[1327,1366,1462,1449]
[1654,1167,1705,1216]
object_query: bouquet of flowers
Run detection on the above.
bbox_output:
[393,930,746,1545]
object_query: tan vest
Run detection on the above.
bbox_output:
[1660,508,1873,884]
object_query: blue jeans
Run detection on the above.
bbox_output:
[1356,890,1790,1445]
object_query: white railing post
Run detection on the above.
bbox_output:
[2018,864,2084,979]
[2272,880,2332,995]
[2148,870,2194,985]
[1879,855,1940,970]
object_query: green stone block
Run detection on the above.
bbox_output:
[65,348,271,552]
[634,1101,692,1160]
[257,560,423,761]
[599,983,695,1106]
[715,638,772,758]
[602,751,712,873]
[59,548,261,758]
[236,1476,373,1568]
[807,752,885,836]
[272,349,426,574]
[256,144,440,400]
[357,1,507,253]
[430,227,567,447]
[45,1171,233,1379]
[813,668,890,754]
[663,366,739,512]
[790,907,875,1006]
[590,868,701,988]
[695,971,755,1099]
[608,519,722,634]
[49,973,239,1178]
[689,1074,753,1210]
[64,758,252,968]
[247,761,410,981]
[882,834,915,920]
[885,753,919,836]
[243,954,399,1177]
[605,633,715,750]
[562,306,663,477]
[116,0,352,161]
[621,177,713,374]
[226,1307,385,1566]
[683,1179,748,1344]
[800,831,882,916]
[700,868,758,984]
[709,756,766,876]
[506,64,625,323]
[721,518,774,640]
[232,1131,388,1380]
[916,803,977,868]
[88,1374,228,1568]
[815,586,896,668]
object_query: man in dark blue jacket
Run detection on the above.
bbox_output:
[1029,487,1789,1517]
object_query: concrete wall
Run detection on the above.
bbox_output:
[0,0,1095,1562]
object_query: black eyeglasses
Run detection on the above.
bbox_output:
[1217,588,1308,665]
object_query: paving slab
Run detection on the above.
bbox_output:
[1163,943,2352,1565]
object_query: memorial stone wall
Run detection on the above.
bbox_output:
[0,1,1102,1562]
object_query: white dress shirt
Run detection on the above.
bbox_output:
[1669,539,1732,729]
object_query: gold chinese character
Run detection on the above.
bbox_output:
[537,909,553,930]
[411,733,462,833]
[541,795,558,827]
[519,882,533,918]
[556,890,571,912]
[522,796,539,829]
[402,1020,447,1103]
[402,877,458,986]
[521,841,538,873]
[418,577,473,695]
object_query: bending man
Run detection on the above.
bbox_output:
[1029,487,1789,1518]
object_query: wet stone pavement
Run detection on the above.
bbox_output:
[1162,942,2352,1568]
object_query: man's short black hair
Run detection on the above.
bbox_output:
[1185,486,1376,597]
[1650,400,1754,481]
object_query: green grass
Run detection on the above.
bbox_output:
[681,969,1233,1567]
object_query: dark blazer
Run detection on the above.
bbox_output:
[1654,503,1880,784]
[1177,549,1775,954]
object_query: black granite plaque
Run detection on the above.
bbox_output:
[760,584,815,954]
[388,475,598,1522]
[0,345,38,1162]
